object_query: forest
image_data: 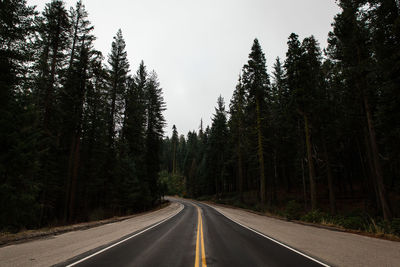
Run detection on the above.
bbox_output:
[1,0,166,231]
[160,0,400,235]
[1,0,399,236]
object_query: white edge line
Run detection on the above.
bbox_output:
[66,203,184,267]
[205,203,330,267]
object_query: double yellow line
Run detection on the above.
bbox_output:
[194,205,207,267]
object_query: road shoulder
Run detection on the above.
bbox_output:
[0,202,183,267]
[206,203,400,267]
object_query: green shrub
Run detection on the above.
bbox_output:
[391,218,400,235]
[284,200,302,220]
[339,216,366,230]
[301,210,328,223]
[88,207,106,222]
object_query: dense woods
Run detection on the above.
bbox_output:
[0,0,165,231]
[161,0,400,233]
[1,0,399,236]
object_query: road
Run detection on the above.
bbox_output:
[61,198,328,267]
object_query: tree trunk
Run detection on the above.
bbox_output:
[363,94,392,221]
[172,141,176,175]
[256,98,266,208]
[323,141,336,214]
[360,128,380,213]
[64,134,76,222]
[272,151,278,204]
[68,10,80,70]
[238,145,244,202]
[303,113,317,211]
[44,26,61,131]
[301,158,307,210]
[355,42,392,220]
[68,136,80,221]
[65,47,87,222]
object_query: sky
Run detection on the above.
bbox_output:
[27,0,340,137]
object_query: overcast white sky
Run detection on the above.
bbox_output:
[28,0,340,137]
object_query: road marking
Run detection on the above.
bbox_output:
[206,204,330,267]
[66,203,184,267]
[194,205,207,267]
[200,211,207,267]
[195,210,200,267]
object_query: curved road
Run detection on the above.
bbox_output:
[61,198,328,267]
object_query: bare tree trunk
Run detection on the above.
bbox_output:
[355,43,392,220]
[323,141,336,214]
[256,98,266,209]
[303,113,317,211]
[273,151,278,204]
[301,159,307,210]
[363,94,392,221]
[65,47,87,222]
[69,137,81,221]
[64,135,76,222]
[360,128,380,213]
[238,145,244,202]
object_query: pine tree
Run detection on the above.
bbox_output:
[124,61,147,166]
[299,36,324,211]
[144,71,166,204]
[209,96,228,197]
[36,0,70,131]
[57,0,97,222]
[328,0,392,220]
[242,39,271,208]
[0,0,40,230]
[229,76,246,200]
[107,29,129,150]
[33,0,71,224]
[171,125,179,175]
[368,0,400,197]
[270,57,287,202]
[80,52,109,214]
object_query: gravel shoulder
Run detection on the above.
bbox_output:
[0,202,183,267]
[207,203,400,267]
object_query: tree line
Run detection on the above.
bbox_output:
[161,0,399,223]
[0,0,165,231]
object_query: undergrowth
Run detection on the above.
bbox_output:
[205,195,400,239]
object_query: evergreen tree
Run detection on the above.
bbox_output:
[80,52,109,214]
[368,0,400,198]
[35,0,70,131]
[60,0,96,222]
[124,61,147,168]
[144,71,166,204]
[34,0,71,224]
[107,29,129,149]
[229,76,247,200]
[328,0,392,220]
[0,0,40,230]
[299,36,324,211]
[242,39,271,208]
[171,125,179,174]
[209,96,228,197]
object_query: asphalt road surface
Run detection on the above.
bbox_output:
[61,198,329,267]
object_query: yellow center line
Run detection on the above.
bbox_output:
[200,211,207,267]
[195,209,200,267]
[194,205,207,267]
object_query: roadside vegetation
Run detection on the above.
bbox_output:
[160,0,400,238]
[1,0,166,232]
